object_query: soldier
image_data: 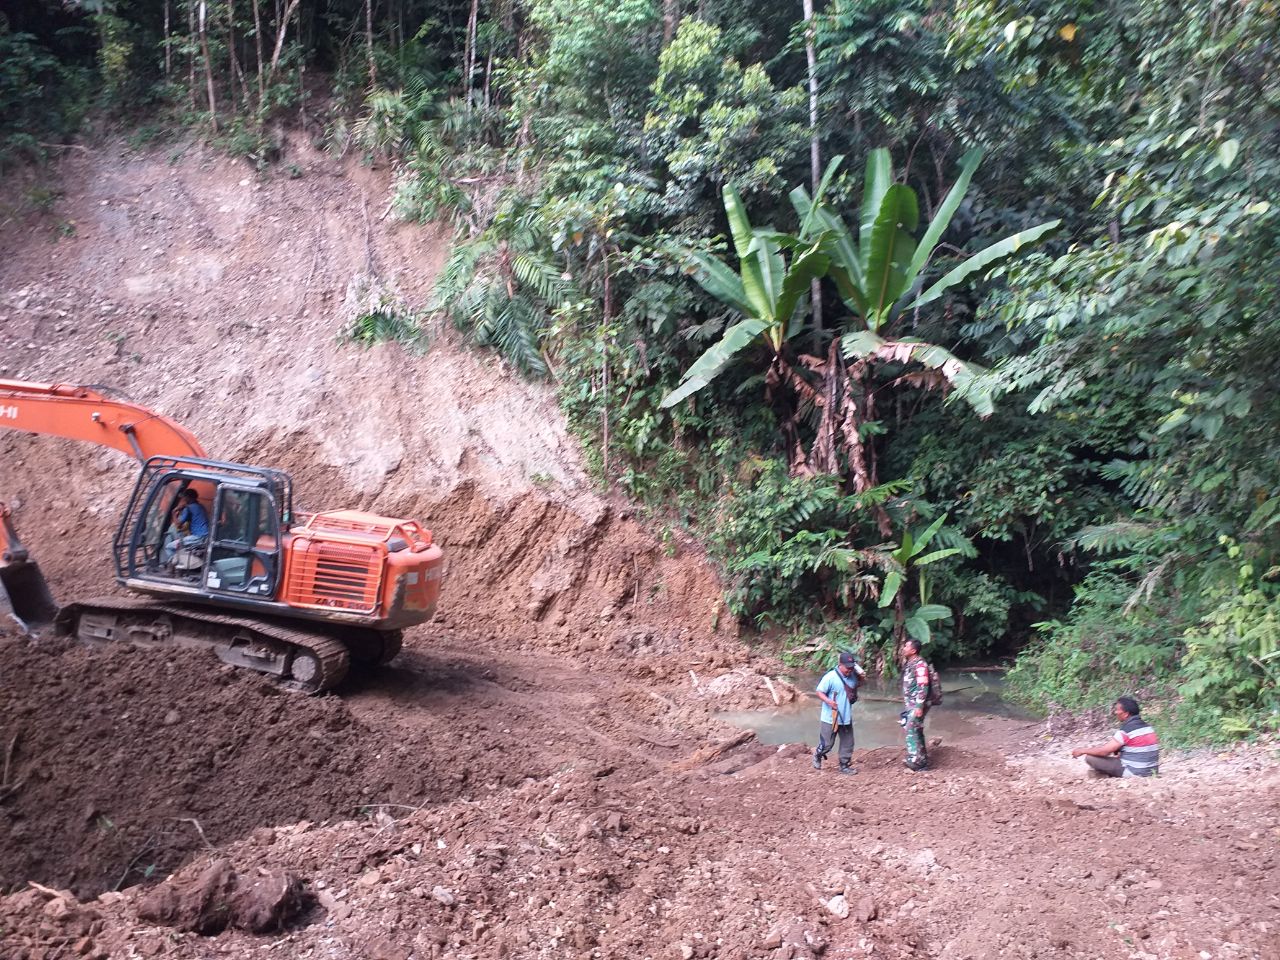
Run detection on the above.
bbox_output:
[901,637,932,771]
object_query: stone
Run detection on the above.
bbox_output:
[367,938,410,960]
[854,896,877,923]
[358,868,384,887]
[827,895,849,919]
[432,886,456,906]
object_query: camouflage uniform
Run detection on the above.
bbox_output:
[902,653,931,770]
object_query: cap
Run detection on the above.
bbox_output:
[838,652,858,669]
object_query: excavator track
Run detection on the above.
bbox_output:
[54,597,351,694]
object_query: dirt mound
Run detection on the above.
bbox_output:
[0,623,770,902]
[0,635,464,897]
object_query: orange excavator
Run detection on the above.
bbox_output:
[0,379,444,692]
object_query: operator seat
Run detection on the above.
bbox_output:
[171,541,207,574]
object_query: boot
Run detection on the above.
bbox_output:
[812,748,824,771]
[838,764,858,776]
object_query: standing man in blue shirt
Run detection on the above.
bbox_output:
[812,651,865,775]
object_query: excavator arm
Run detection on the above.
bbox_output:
[0,379,206,629]
[0,380,206,461]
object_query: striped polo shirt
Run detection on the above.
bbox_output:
[1114,715,1159,776]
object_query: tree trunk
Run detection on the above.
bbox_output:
[802,0,823,352]
[365,0,376,89]
[163,0,172,80]
[662,0,680,46]
[601,250,613,482]
[265,0,302,86]
[484,48,494,109]
[464,0,480,112]
[841,364,892,536]
[252,0,265,110]
[198,1,219,131]
[187,1,197,111]
[227,0,252,111]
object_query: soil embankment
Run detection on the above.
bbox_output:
[1,139,1277,960]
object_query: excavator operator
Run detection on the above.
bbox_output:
[161,489,210,567]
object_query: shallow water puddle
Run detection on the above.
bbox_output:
[718,670,1034,750]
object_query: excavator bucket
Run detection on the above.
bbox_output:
[0,561,58,631]
[0,505,58,632]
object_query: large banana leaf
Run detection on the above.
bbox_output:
[859,148,893,272]
[790,189,867,315]
[687,250,754,316]
[910,219,1062,310]
[879,569,904,608]
[724,186,782,321]
[864,184,919,326]
[659,317,771,409]
[772,242,831,347]
[745,232,785,320]
[911,514,948,556]
[904,148,983,288]
[797,153,846,235]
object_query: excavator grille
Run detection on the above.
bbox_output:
[284,540,381,613]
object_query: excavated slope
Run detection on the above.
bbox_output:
[0,135,733,657]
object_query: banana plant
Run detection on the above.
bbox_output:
[878,514,964,644]
[659,185,830,409]
[773,148,1060,497]
[791,148,1061,418]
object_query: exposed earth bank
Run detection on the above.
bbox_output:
[1,139,1277,960]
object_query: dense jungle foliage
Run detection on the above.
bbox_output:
[5,0,1278,740]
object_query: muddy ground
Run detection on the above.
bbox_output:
[1,137,1278,960]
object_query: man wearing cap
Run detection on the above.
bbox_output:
[1070,696,1160,777]
[812,651,865,775]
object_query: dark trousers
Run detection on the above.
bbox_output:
[816,721,854,767]
[1085,755,1126,777]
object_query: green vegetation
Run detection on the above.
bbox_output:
[7,0,1279,740]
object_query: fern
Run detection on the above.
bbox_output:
[1069,522,1167,555]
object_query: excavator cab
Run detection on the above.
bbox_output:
[116,456,292,602]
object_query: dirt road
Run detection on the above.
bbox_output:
[2,627,1277,960]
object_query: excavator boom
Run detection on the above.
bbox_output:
[0,380,206,462]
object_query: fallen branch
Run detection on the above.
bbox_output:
[673,730,754,771]
[114,837,160,891]
[2,729,18,785]
[28,881,67,899]
[37,141,91,153]
[0,729,24,802]
[763,676,781,706]
[174,817,214,850]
